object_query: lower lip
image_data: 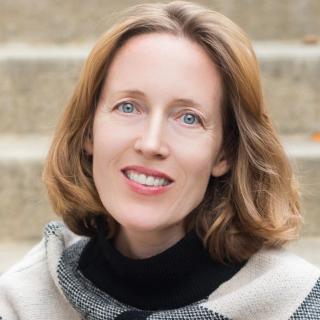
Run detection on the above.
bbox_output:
[121,171,173,195]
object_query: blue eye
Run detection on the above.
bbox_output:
[118,102,135,113]
[181,113,200,125]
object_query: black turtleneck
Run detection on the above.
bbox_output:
[78,220,246,311]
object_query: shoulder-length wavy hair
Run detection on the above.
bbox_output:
[42,0,302,264]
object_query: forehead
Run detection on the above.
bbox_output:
[103,33,222,112]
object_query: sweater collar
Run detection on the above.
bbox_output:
[78,217,247,310]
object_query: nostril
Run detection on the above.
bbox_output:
[133,135,169,159]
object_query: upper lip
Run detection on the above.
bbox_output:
[121,165,174,182]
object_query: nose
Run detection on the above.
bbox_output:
[134,113,170,160]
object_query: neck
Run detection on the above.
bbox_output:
[114,225,185,259]
[78,223,248,310]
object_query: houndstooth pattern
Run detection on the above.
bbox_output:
[57,239,231,320]
[114,308,229,319]
[290,278,320,319]
[147,306,230,319]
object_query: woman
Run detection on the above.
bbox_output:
[1,1,319,319]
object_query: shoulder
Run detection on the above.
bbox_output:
[0,221,82,320]
[0,221,81,279]
[202,247,320,320]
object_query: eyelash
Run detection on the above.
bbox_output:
[114,101,203,126]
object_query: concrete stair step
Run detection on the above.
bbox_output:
[1,42,320,135]
[286,237,320,269]
[1,0,319,43]
[281,135,320,238]
[1,237,319,275]
[0,135,55,241]
[0,134,319,241]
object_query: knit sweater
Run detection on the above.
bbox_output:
[0,221,319,320]
[78,215,246,311]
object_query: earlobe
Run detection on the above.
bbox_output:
[84,137,93,155]
[211,154,230,177]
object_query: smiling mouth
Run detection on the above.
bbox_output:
[122,170,173,187]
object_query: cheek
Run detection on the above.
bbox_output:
[169,143,214,221]
[174,137,217,177]
[91,127,122,191]
[93,122,130,160]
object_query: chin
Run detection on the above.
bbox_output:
[108,203,165,227]
[120,217,168,233]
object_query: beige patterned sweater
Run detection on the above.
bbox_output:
[0,221,319,319]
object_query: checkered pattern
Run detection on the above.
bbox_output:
[2,221,316,320]
[44,220,65,245]
[57,239,231,320]
[290,278,320,319]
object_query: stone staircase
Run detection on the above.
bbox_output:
[0,0,319,273]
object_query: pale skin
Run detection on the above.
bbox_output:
[85,33,229,259]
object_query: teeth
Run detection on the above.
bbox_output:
[138,174,146,185]
[155,178,161,186]
[146,176,154,186]
[125,170,170,187]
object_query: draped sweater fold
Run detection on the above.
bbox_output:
[78,220,246,310]
[0,221,319,320]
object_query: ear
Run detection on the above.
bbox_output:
[211,151,230,177]
[84,136,93,155]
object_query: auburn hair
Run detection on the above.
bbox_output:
[42,0,302,264]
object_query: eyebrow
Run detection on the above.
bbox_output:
[111,89,208,113]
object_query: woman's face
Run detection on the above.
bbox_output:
[86,33,229,238]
